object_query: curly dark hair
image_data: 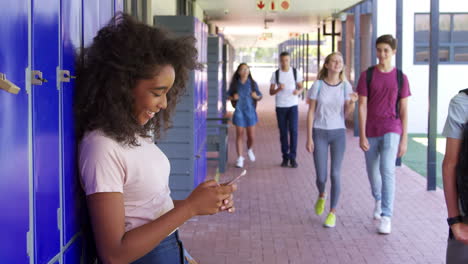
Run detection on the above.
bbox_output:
[74,13,201,146]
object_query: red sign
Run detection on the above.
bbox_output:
[280,0,290,11]
[269,0,277,11]
[256,0,266,10]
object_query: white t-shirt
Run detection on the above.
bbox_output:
[307,80,353,130]
[79,130,174,231]
[270,68,304,107]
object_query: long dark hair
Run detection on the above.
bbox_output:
[229,63,257,95]
[74,13,201,147]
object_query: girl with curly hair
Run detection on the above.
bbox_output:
[227,63,262,168]
[75,14,237,264]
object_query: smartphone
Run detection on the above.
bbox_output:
[225,169,246,185]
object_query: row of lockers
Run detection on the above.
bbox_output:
[0,0,122,263]
[154,16,209,199]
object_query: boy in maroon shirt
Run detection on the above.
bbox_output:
[357,35,411,234]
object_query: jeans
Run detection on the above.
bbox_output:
[447,217,468,264]
[312,128,346,209]
[276,105,298,160]
[131,230,188,264]
[364,132,400,217]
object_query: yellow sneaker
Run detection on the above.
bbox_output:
[323,212,336,228]
[314,197,326,216]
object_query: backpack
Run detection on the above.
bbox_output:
[456,88,468,214]
[275,67,298,89]
[230,79,258,109]
[366,66,404,118]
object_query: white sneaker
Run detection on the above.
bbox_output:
[373,200,382,220]
[378,216,392,234]
[247,149,256,162]
[235,156,244,168]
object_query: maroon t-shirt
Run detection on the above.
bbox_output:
[357,67,411,138]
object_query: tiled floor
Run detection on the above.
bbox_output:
[180,81,448,264]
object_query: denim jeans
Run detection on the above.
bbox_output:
[131,230,188,264]
[275,105,298,160]
[312,128,346,209]
[364,132,400,217]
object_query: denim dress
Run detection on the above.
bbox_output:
[228,79,262,128]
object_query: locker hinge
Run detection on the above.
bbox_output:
[57,208,62,231]
[25,68,31,94]
[26,231,33,257]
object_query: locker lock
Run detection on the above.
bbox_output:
[0,73,21,94]
[58,70,76,83]
[31,70,47,85]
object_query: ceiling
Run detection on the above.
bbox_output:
[197,0,364,48]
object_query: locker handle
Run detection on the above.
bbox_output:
[31,70,47,85]
[0,73,21,94]
[58,69,76,83]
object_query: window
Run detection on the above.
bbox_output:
[414,13,468,64]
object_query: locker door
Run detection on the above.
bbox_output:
[0,1,30,263]
[83,0,100,47]
[31,0,61,262]
[114,0,124,13]
[99,0,113,27]
[63,237,82,264]
[60,0,82,246]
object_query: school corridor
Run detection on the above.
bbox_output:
[179,78,448,264]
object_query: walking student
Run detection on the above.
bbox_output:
[228,63,262,168]
[306,52,357,228]
[269,52,304,168]
[357,34,411,234]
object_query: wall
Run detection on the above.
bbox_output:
[373,0,468,133]
[400,0,468,133]
[152,0,177,16]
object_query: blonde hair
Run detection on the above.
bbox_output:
[316,52,347,82]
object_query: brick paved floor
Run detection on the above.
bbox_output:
[179,81,448,264]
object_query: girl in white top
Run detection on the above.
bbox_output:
[306,52,358,228]
[75,14,236,264]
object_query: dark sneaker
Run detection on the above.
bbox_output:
[290,159,298,168]
[281,158,289,167]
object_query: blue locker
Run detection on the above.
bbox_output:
[31,0,61,262]
[0,1,30,263]
[63,237,82,264]
[60,0,82,246]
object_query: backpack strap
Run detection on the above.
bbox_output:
[293,67,297,89]
[395,68,403,119]
[275,69,279,85]
[459,88,468,95]
[366,66,374,99]
[316,80,322,96]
